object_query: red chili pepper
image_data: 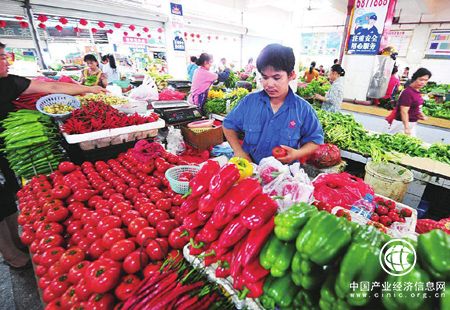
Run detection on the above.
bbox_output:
[226,178,262,215]
[242,259,269,283]
[215,263,231,278]
[239,194,278,230]
[230,238,246,279]
[217,217,249,249]
[240,218,274,266]
[189,238,209,256]
[209,164,240,199]
[243,279,265,298]
[179,196,199,217]
[209,199,234,229]
[189,160,220,198]
[198,193,218,213]
[183,211,207,230]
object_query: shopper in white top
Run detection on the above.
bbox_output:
[101,54,120,83]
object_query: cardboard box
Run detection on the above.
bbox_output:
[181,126,224,150]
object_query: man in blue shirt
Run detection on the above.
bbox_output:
[223,44,324,164]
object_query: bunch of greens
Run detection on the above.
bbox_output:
[204,87,249,115]
[422,99,450,120]
[297,79,330,98]
[421,82,450,94]
[224,70,238,89]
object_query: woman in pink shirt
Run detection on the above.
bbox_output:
[188,53,229,111]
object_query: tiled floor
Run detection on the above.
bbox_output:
[0,256,42,310]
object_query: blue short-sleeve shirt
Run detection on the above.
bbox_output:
[223,89,324,164]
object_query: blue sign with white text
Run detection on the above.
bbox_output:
[347,33,381,55]
[170,3,183,16]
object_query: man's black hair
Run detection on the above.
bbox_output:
[256,44,295,74]
[84,54,98,63]
[196,53,212,66]
[190,56,197,62]
[411,68,432,81]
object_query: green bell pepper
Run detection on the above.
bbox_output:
[291,251,325,290]
[417,229,450,280]
[260,234,284,270]
[382,265,432,310]
[274,203,318,241]
[293,289,320,310]
[319,273,350,310]
[259,294,275,310]
[296,211,353,266]
[266,274,299,308]
[270,241,296,277]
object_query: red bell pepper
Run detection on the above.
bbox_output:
[217,217,249,249]
[168,226,193,249]
[209,199,234,229]
[195,222,221,243]
[179,196,199,216]
[242,279,265,298]
[240,218,274,266]
[196,210,212,222]
[198,193,219,213]
[226,178,262,215]
[230,239,246,279]
[183,211,208,230]
[189,237,209,256]
[209,164,240,199]
[239,194,278,230]
[189,160,220,198]
[242,259,269,282]
[215,262,231,278]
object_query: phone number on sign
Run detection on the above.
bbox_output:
[356,0,388,8]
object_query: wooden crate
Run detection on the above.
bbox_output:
[181,125,224,150]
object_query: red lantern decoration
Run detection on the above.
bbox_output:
[0,21,7,29]
[192,39,195,42]
[216,36,219,39]
[114,23,122,28]
[38,23,46,29]
[207,35,211,40]
[129,24,135,31]
[37,15,48,23]
[123,31,128,36]
[91,28,98,34]
[147,34,152,38]
[59,17,68,25]
[158,36,162,40]
[190,33,194,38]
[107,29,113,34]
[143,27,149,32]
[98,21,105,28]
[79,19,88,26]
[184,32,188,37]
[15,16,23,21]
[73,27,81,33]
[19,21,29,29]
[199,40,202,43]
[157,27,163,33]
[196,34,200,38]
[55,25,63,32]
[137,33,141,37]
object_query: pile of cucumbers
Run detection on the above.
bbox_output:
[0,110,65,178]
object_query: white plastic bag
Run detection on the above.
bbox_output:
[166,126,185,155]
[129,75,159,101]
[257,156,289,185]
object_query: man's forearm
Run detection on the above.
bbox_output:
[47,82,93,95]
[401,109,410,129]
[223,127,245,154]
[296,142,319,159]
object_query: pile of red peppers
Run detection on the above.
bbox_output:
[62,102,159,134]
[177,160,278,299]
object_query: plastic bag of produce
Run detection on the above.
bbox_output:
[416,218,450,234]
[307,143,341,168]
[158,88,186,101]
[129,76,158,101]
[257,156,289,185]
[313,173,374,209]
[263,163,314,211]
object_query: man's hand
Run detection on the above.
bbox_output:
[89,86,107,94]
[276,145,300,164]
[314,94,325,101]
[234,150,252,163]
[418,113,428,121]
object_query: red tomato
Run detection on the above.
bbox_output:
[38,275,52,290]
[40,246,65,268]
[20,229,35,245]
[127,217,149,236]
[147,209,170,227]
[36,222,64,239]
[35,264,48,277]
[67,220,83,235]
[172,194,184,206]
[143,263,162,278]
[76,238,92,252]
[114,275,142,301]
[97,216,122,235]
[149,191,166,203]
[59,247,85,272]
[122,251,149,274]
[85,259,121,293]
[136,202,155,218]
[156,197,172,210]
[60,286,79,309]
[111,202,132,216]
[88,239,106,259]
[70,231,85,246]
[121,210,140,227]
[45,298,63,310]
[47,206,69,222]
[39,234,64,253]
[87,293,115,310]
[156,219,178,237]
[58,161,77,174]
[136,227,157,246]
[110,239,136,261]
[74,279,91,301]
[52,185,71,200]
[48,274,70,297]
[102,228,126,249]
[68,260,91,284]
